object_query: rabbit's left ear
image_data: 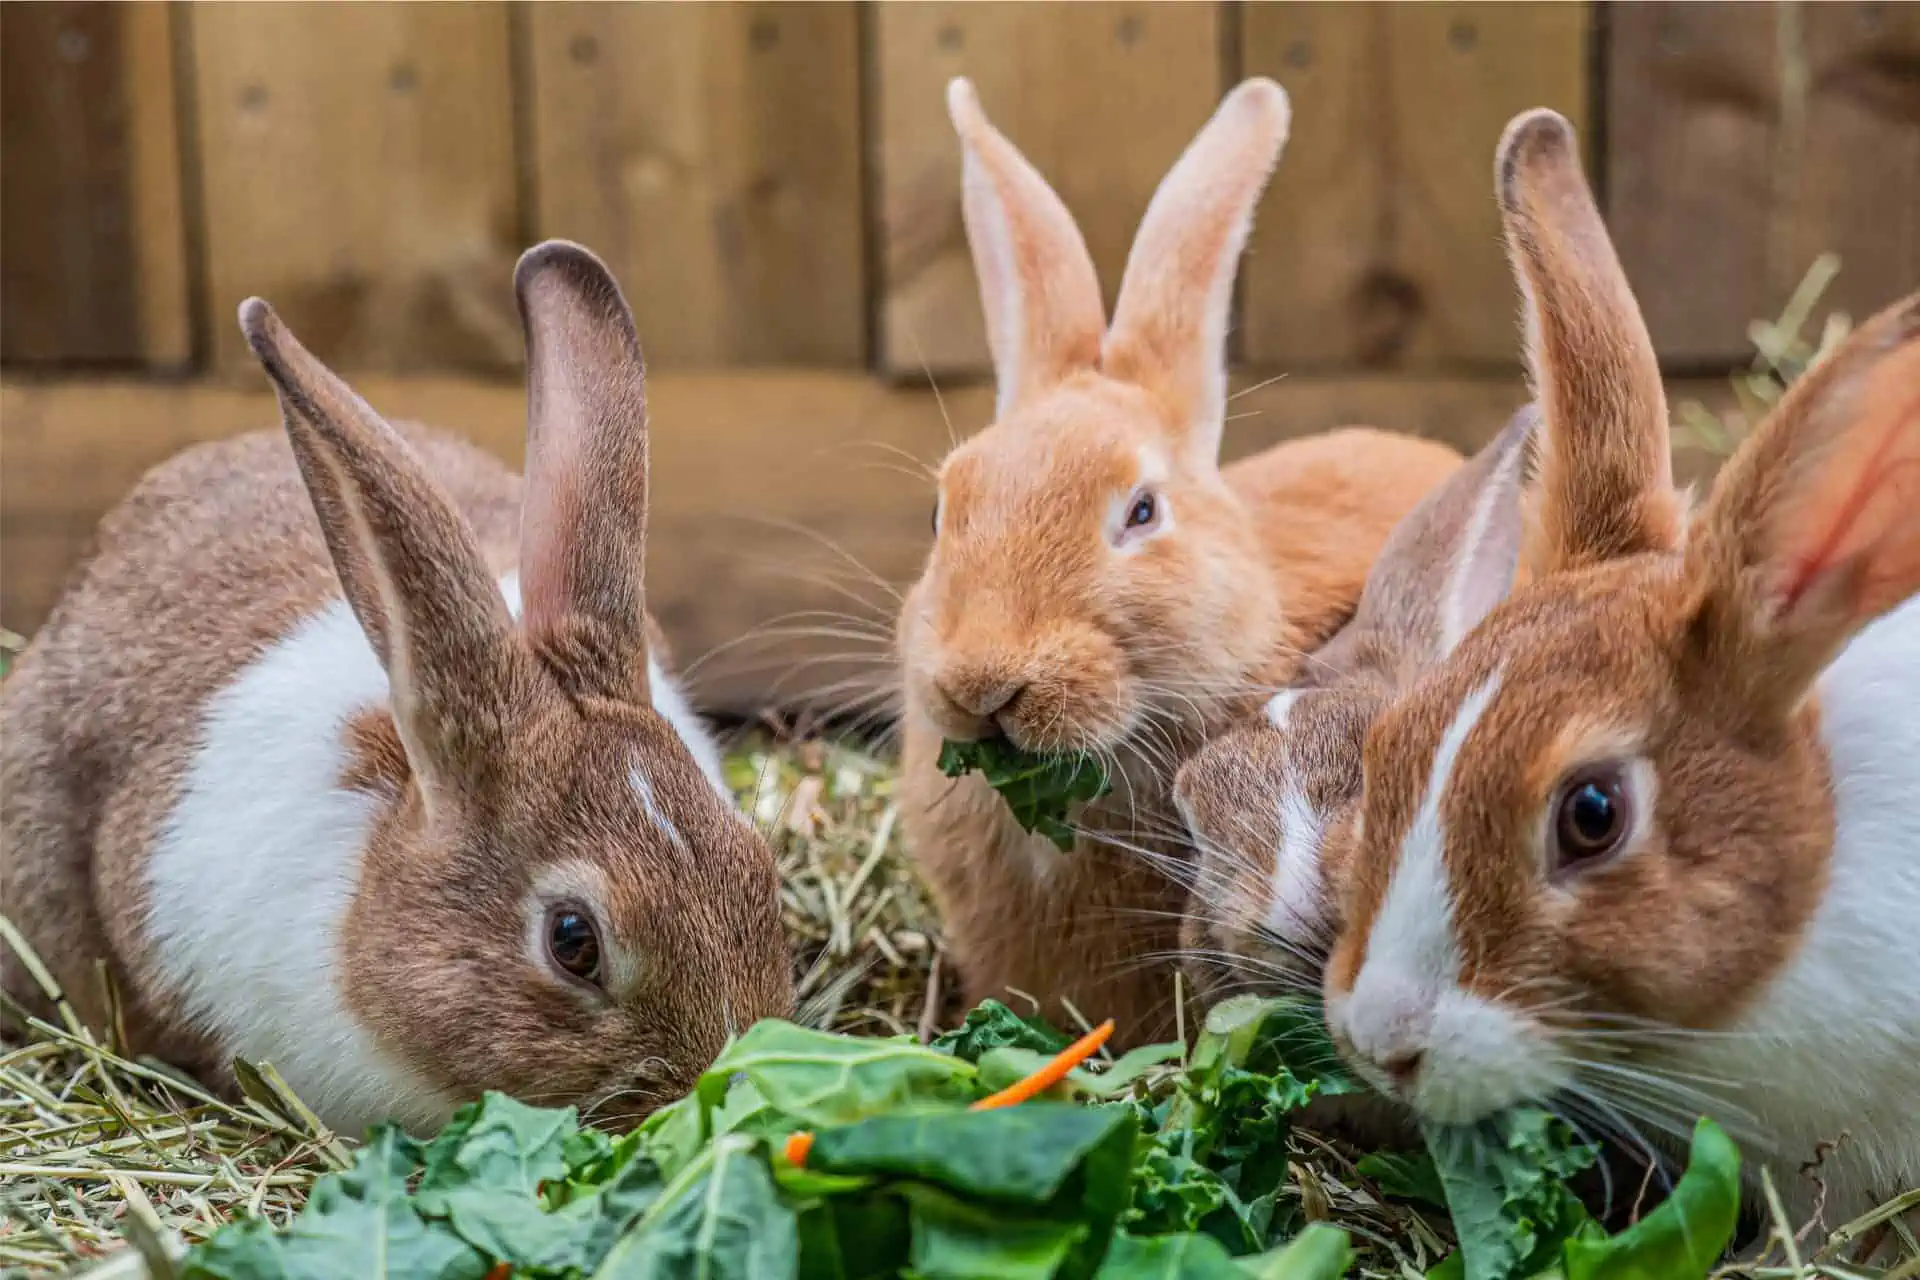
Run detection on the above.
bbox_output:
[1687,292,1920,707]
[515,239,655,705]
[240,298,525,799]
[1498,109,1683,576]
[1345,407,1535,678]
[1104,78,1291,465]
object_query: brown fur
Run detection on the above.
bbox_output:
[1,242,792,1121]
[1175,409,1536,1006]
[1328,111,1920,1070]
[899,78,1462,1044]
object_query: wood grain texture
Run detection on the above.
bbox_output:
[1608,2,1920,367]
[524,3,865,368]
[188,2,521,376]
[1240,3,1589,371]
[873,2,1225,378]
[0,3,189,366]
[2,371,1743,712]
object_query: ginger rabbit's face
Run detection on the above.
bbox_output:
[902,376,1263,760]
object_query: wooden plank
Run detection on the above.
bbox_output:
[0,3,190,366]
[523,3,865,367]
[122,3,192,368]
[2,371,1740,713]
[188,2,520,376]
[1607,4,1787,366]
[1240,3,1590,371]
[873,2,1225,378]
[1785,3,1920,334]
[1608,2,1920,368]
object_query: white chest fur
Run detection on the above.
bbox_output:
[1684,597,1920,1217]
[145,575,725,1138]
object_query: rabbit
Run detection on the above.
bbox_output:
[0,241,794,1139]
[1172,404,1534,1009]
[897,75,1463,1046]
[1322,107,1920,1229]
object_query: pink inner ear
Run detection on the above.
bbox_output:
[1775,383,1920,624]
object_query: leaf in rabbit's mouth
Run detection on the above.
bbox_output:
[937,738,1111,852]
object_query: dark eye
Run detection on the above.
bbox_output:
[1125,491,1158,530]
[1552,766,1631,869]
[931,498,941,535]
[546,908,603,984]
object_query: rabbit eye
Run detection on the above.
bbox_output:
[1551,766,1630,870]
[931,497,941,536]
[1114,488,1164,546]
[546,907,603,984]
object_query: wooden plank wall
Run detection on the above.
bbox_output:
[4,1,1916,711]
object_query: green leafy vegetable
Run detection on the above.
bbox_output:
[178,999,1750,1280]
[1356,1150,1448,1209]
[698,1020,983,1127]
[1561,1119,1740,1280]
[1425,1109,1598,1280]
[591,1134,799,1279]
[1239,1224,1354,1279]
[931,998,1073,1061]
[937,738,1111,851]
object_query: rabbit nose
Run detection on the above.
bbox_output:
[1378,1049,1424,1088]
[941,676,1027,724]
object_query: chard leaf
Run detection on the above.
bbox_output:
[698,1020,981,1127]
[1561,1118,1740,1280]
[1357,1150,1448,1209]
[590,1134,797,1279]
[413,1094,580,1267]
[900,1186,1088,1280]
[932,999,1072,1061]
[1237,1224,1354,1279]
[938,738,1111,851]
[1097,1230,1247,1278]
[1426,1109,1597,1280]
[805,1104,1135,1209]
[1127,1149,1233,1238]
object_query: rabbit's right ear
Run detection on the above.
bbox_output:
[1105,78,1291,465]
[947,79,1107,419]
[1687,293,1920,708]
[239,300,523,798]
[514,241,655,705]
[1348,407,1536,676]
[1498,110,1682,577]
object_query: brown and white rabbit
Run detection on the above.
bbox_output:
[898,76,1462,1044]
[1324,109,1920,1224]
[1173,405,1534,1006]
[0,242,793,1137]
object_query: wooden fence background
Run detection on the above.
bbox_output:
[3,2,1917,712]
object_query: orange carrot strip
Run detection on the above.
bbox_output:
[781,1019,1118,1169]
[483,1265,511,1280]
[970,1019,1115,1111]
[784,1129,815,1166]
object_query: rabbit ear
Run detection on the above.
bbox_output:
[239,299,523,797]
[1349,407,1536,676]
[514,241,654,705]
[947,79,1107,419]
[1498,110,1683,577]
[1104,78,1291,464]
[1687,293,1920,705]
